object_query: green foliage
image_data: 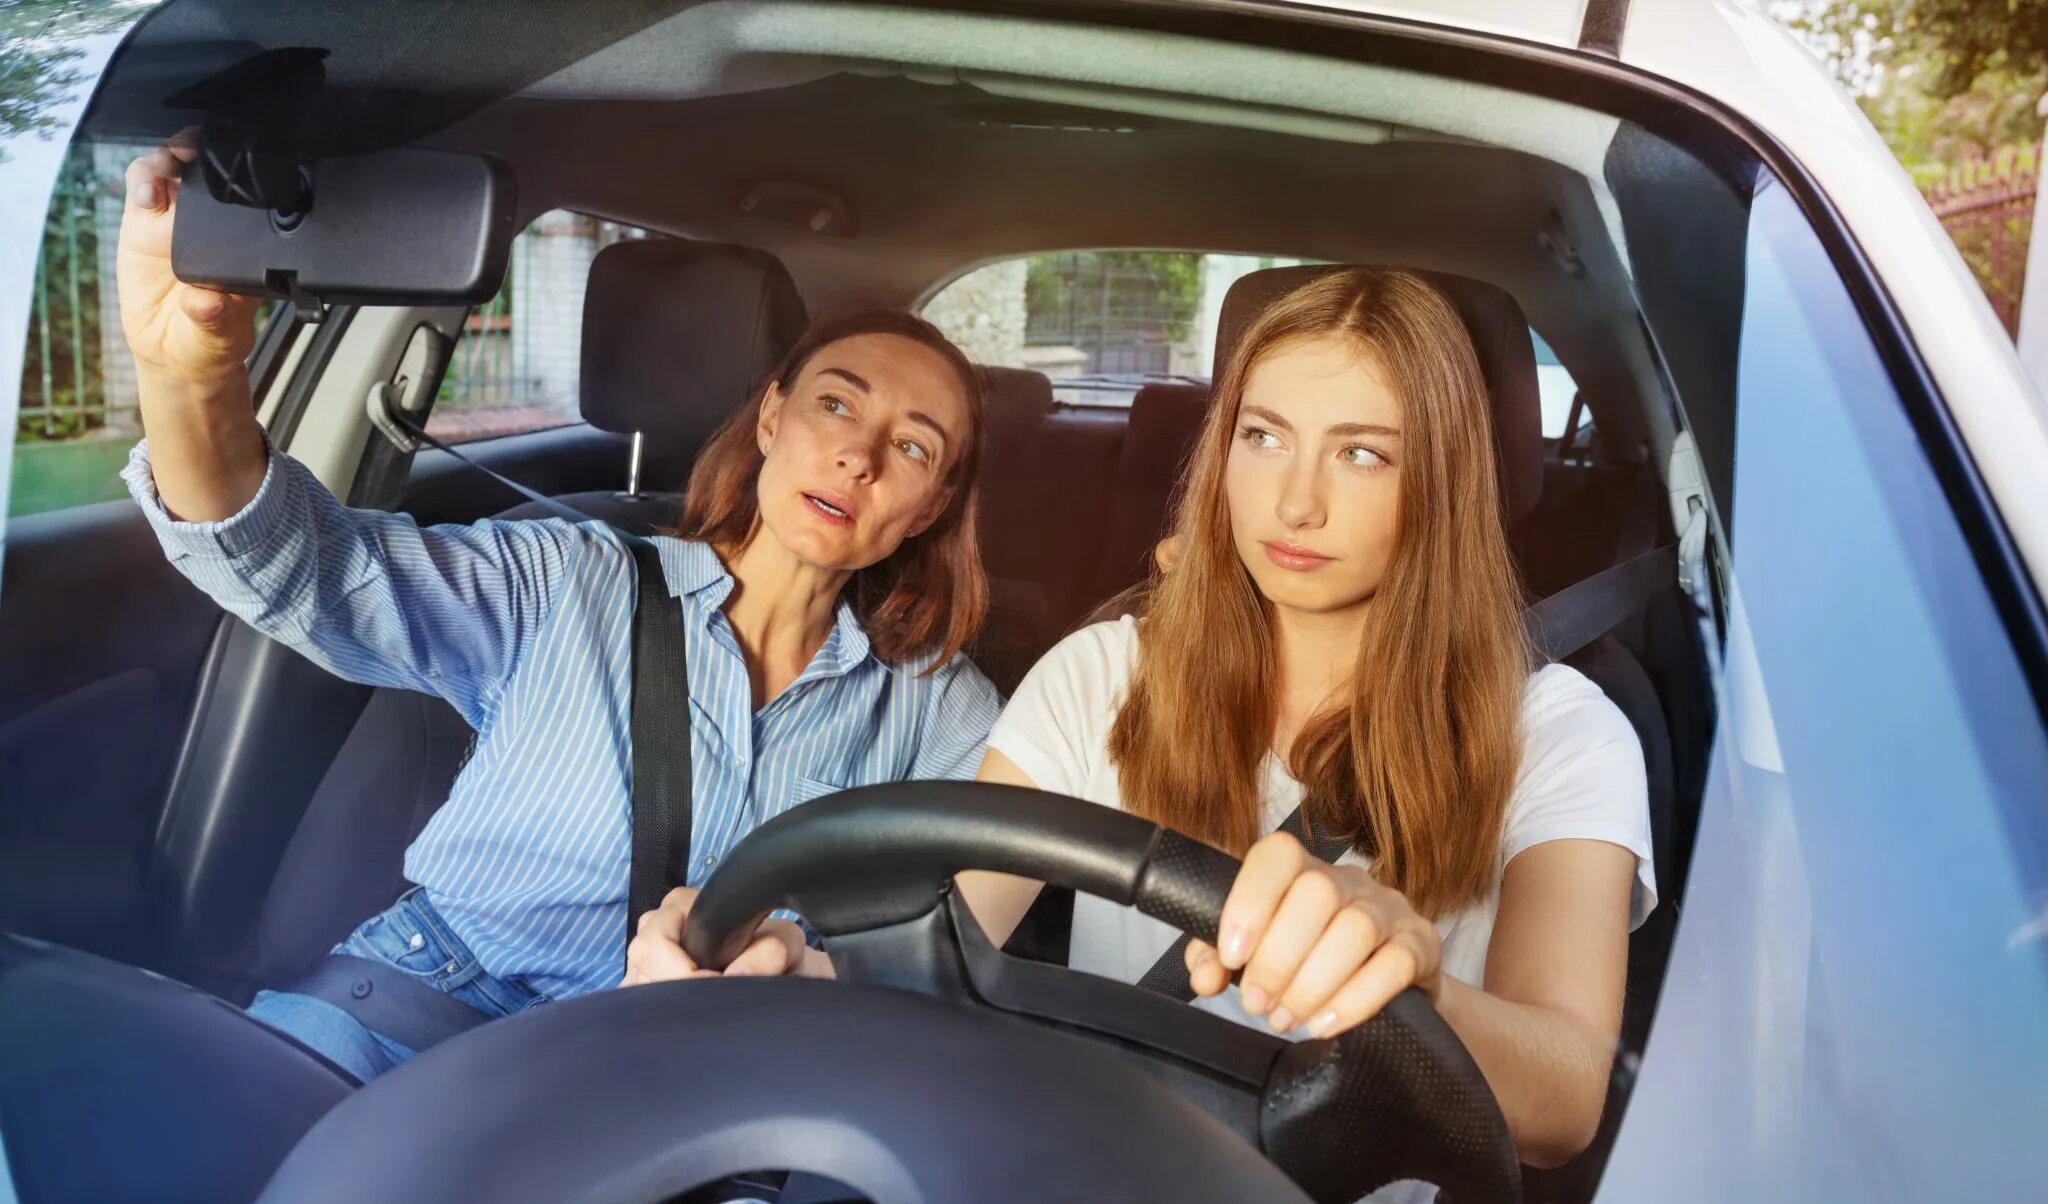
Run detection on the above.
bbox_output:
[1784,0,2047,171]
[17,144,105,443]
[1024,251,1204,345]
[0,1,151,162]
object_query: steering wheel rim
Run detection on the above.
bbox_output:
[682,782,1522,1204]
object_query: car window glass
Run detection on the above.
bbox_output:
[5,9,149,529]
[922,251,1318,407]
[1603,162,2048,1201]
[1530,327,1581,438]
[425,211,657,445]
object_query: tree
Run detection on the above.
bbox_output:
[1782,0,2048,172]
[0,0,151,162]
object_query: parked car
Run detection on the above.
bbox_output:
[2,1,2044,1201]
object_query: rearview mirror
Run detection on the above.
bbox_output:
[172,146,517,312]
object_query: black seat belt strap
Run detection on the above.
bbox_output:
[621,534,695,955]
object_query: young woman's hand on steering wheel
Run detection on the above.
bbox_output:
[623,886,829,986]
[1186,831,1443,1040]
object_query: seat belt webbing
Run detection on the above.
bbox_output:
[622,535,695,956]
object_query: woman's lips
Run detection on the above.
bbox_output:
[1262,541,1333,572]
[802,491,856,527]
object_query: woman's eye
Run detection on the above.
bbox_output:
[820,395,850,416]
[1239,425,1281,450]
[1340,445,1388,469]
[895,438,930,463]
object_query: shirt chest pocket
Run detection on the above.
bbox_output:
[787,774,851,809]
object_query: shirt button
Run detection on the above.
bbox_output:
[702,855,716,869]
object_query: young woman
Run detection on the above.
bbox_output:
[117,144,1001,1081]
[961,268,1655,1169]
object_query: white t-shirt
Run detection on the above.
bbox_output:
[988,616,1656,1030]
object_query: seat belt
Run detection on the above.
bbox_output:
[279,467,696,1047]
[1133,542,1678,1003]
[383,409,697,945]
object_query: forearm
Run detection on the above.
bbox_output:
[135,364,267,522]
[1433,975,1615,1168]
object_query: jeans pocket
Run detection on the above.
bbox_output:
[345,901,453,976]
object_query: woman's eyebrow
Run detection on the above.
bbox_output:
[1326,421,1402,439]
[817,366,872,392]
[1241,404,1293,430]
[905,410,951,454]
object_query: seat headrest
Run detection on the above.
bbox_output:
[1213,266,1544,524]
[580,240,808,447]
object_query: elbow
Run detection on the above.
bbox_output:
[1509,1054,1610,1169]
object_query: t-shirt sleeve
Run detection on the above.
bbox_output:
[985,619,1133,799]
[1501,666,1659,929]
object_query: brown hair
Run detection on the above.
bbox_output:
[1106,268,1529,917]
[670,309,989,670]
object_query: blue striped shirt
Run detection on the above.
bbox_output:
[122,441,1001,1000]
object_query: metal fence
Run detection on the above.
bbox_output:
[17,149,125,443]
[1025,252,1199,376]
[1924,142,2040,339]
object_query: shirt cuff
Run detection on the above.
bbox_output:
[122,434,290,561]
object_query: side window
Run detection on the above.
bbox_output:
[1530,327,1581,438]
[426,210,656,444]
[11,144,147,518]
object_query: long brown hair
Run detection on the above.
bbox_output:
[1107,268,1529,917]
[670,309,989,670]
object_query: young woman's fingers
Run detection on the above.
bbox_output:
[1237,867,1343,1018]
[1183,938,1230,996]
[1217,831,1308,971]
[1306,928,1434,1039]
[1270,904,1384,1032]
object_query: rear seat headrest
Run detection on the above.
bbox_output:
[580,240,808,448]
[1213,266,1544,525]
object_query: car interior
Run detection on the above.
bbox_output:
[0,2,1741,1200]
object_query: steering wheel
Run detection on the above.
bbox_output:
[258,783,1517,1204]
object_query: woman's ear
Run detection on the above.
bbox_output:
[756,384,787,456]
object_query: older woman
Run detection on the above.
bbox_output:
[116,143,1000,1081]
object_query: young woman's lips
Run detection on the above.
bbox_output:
[802,491,856,527]
[1262,541,1333,572]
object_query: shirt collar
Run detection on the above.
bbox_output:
[656,536,875,671]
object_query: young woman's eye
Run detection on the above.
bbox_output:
[1339,445,1389,469]
[895,437,930,464]
[1238,425,1282,450]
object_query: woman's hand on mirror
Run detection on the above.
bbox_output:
[1183,831,1442,1039]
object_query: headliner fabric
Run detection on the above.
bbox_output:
[579,239,807,445]
[1213,265,1545,524]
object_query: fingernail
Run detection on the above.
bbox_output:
[135,180,157,208]
[1221,925,1250,967]
[1241,984,1269,1015]
[724,965,753,977]
[1269,1007,1295,1033]
[1308,1011,1339,1038]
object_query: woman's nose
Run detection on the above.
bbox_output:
[1275,460,1325,530]
[835,435,881,481]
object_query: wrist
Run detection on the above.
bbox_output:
[136,362,253,410]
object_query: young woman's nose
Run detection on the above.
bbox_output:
[1274,456,1326,530]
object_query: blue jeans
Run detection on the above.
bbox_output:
[249,886,549,1082]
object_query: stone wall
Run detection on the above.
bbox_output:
[508,210,600,416]
[921,258,1029,367]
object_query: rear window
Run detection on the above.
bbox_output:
[923,251,1316,406]
[924,252,1577,422]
